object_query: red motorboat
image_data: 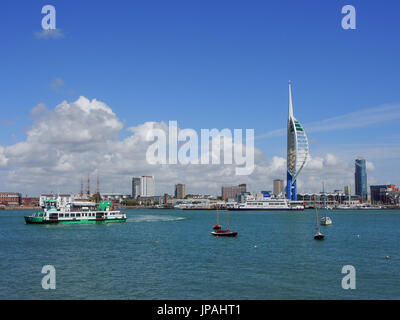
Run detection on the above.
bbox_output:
[211,229,238,237]
[211,209,238,237]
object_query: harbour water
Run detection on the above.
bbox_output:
[0,209,399,299]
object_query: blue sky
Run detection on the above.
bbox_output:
[0,0,400,195]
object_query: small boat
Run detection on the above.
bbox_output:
[320,216,332,226]
[211,210,237,237]
[320,183,332,226]
[314,196,325,240]
[211,230,238,237]
[314,231,325,240]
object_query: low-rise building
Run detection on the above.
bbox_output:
[101,193,130,202]
[21,197,40,207]
[221,184,246,201]
[370,184,399,205]
[40,194,73,208]
[0,192,21,206]
[298,192,360,207]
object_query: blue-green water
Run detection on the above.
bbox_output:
[0,209,399,299]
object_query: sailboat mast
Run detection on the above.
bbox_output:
[315,195,319,231]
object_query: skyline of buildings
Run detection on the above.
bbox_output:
[2,169,400,208]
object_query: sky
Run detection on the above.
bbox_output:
[0,0,400,196]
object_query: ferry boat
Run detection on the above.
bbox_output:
[24,199,126,224]
[227,195,304,211]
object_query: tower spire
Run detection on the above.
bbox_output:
[288,80,294,118]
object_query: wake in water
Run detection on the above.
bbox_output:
[126,215,185,223]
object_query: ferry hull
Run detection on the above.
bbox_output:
[24,216,126,224]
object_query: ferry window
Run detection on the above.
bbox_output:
[59,214,64,217]
[65,214,70,217]
[71,213,75,217]
[76,213,81,217]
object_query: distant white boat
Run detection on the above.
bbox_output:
[320,216,332,226]
[227,196,304,211]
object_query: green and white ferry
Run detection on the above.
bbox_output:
[24,199,126,224]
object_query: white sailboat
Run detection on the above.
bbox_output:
[320,182,332,226]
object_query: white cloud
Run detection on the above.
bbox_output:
[50,78,64,91]
[366,161,375,171]
[0,96,367,196]
[34,29,64,39]
[323,153,339,167]
[30,103,49,117]
[0,146,8,168]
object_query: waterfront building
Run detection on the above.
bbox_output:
[163,193,169,204]
[273,179,284,196]
[132,176,155,198]
[39,194,73,208]
[137,195,164,205]
[355,157,368,202]
[221,184,246,201]
[0,192,21,207]
[174,184,186,199]
[298,192,360,207]
[286,81,309,200]
[132,177,141,199]
[370,184,399,205]
[101,193,130,202]
[140,176,155,197]
[21,197,40,207]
